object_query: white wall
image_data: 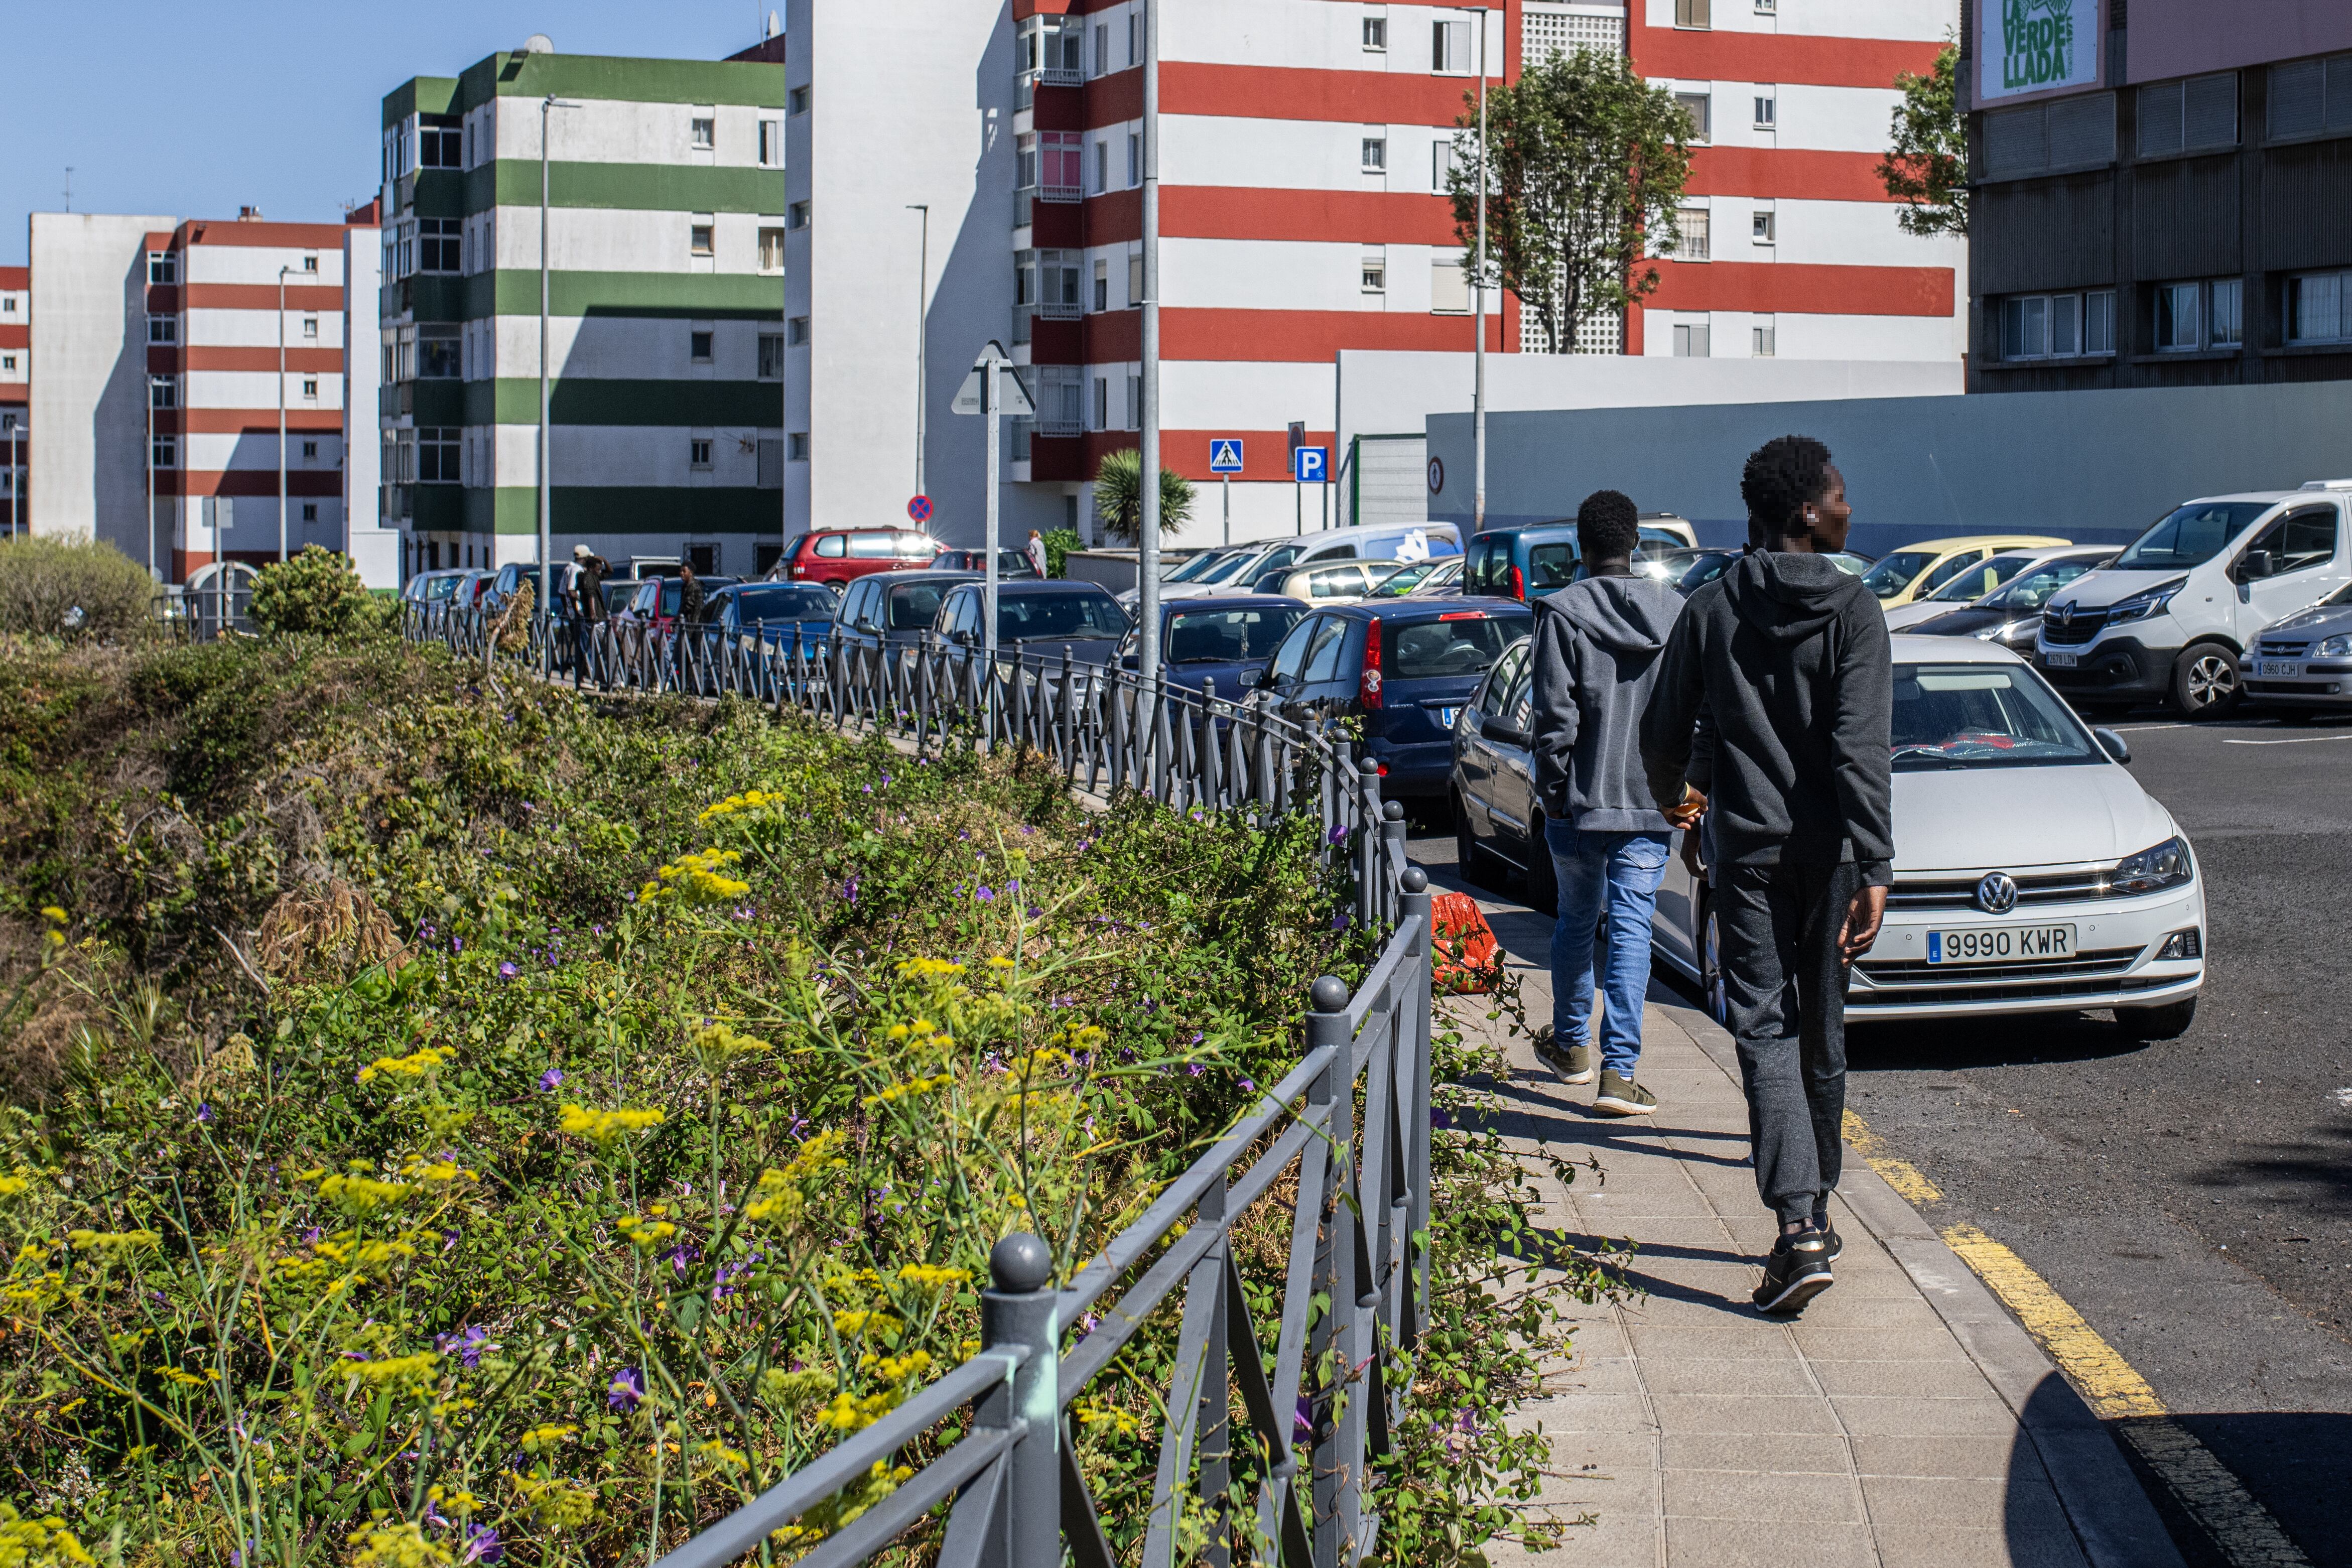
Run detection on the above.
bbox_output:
[29,211,178,564]
[344,226,395,588]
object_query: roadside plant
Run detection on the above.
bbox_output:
[0,537,156,642]
[1092,450,1195,545]
[250,545,377,637]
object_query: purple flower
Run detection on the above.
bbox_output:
[451,936,465,954]
[975,886,995,902]
[842,876,860,903]
[436,1325,492,1370]
[1026,906,1043,919]
[195,1104,214,1124]
[1331,911,1351,933]
[666,1244,699,1278]
[538,1067,564,1093]
[462,1526,503,1564]
[1238,1078,1256,1094]
[1328,825,1349,846]
[608,1366,646,1411]
[497,962,518,980]
[443,1229,460,1251]
[1185,1063,1204,1077]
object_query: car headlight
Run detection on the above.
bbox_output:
[1977,617,2037,644]
[2108,577,2188,624]
[2318,634,2351,658]
[2110,836,2193,896]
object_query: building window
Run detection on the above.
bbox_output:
[420,118,462,168]
[1092,141,1109,195]
[788,432,809,461]
[1041,129,1083,200]
[1127,132,1141,187]
[302,439,318,460]
[691,116,716,150]
[1,355,14,371]
[1984,94,2119,180]
[2266,54,2352,141]
[758,332,784,378]
[1128,12,1138,67]
[1091,375,1109,431]
[788,316,809,345]
[1362,248,1387,293]
[1363,14,1386,51]
[1035,249,1083,317]
[1752,210,1775,244]
[1433,140,1456,189]
[1999,291,2117,359]
[1432,18,1471,73]
[152,436,177,468]
[148,315,177,344]
[2287,269,2351,343]
[2140,73,2239,158]
[691,438,713,469]
[1753,317,1776,357]
[303,254,318,273]
[302,315,319,338]
[150,376,177,409]
[759,226,785,272]
[1675,93,1711,143]
[302,378,319,400]
[787,201,810,230]
[2210,278,2243,346]
[302,502,318,523]
[1093,257,1109,312]
[1676,206,1711,261]
[691,216,716,255]
[418,324,461,378]
[1754,93,1777,129]
[1362,135,1387,172]
[148,250,176,285]
[1672,320,1711,356]
[691,329,714,363]
[418,428,459,483]
[419,217,461,274]
[1094,22,1110,76]
[1755,0,1775,11]
[1675,0,1711,28]
[1431,252,1470,313]
[2155,282,2201,350]
[1128,251,1143,308]
[1127,372,1142,429]
[759,118,783,165]
[789,86,810,115]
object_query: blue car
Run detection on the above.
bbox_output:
[1462,522,1695,603]
[1248,596,1532,800]
[832,570,979,657]
[709,581,839,656]
[1117,593,1311,701]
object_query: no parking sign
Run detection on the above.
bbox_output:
[908,495,933,525]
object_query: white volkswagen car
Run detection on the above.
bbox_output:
[1647,636,2205,1038]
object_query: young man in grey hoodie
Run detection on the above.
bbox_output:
[1528,489,1686,1116]
[1639,436,1893,1314]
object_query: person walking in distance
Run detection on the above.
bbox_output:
[1527,489,1684,1116]
[571,543,610,679]
[1025,529,1050,578]
[1639,436,1893,1314]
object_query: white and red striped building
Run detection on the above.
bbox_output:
[788,0,1959,546]
[1,266,25,538]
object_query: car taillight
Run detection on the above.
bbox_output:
[1506,564,1524,600]
[1359,625,1384,710]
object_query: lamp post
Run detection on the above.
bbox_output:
[279,264,298,562]
[907,204,928,504]
[1137,0,1162,706]
[1471,7,1489,536]
[539,96,582,609]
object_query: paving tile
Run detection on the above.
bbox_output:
[1790,1327,1976,1363]
[1860,1475,2073,1532]
[1663,1467,1865,1522]
[1659,1431,1855,1475]
[1830,1397,2025,1436]
[1784,1294,1956,1333]
[1488,1513,1660,1568]
[1637,1358,1817,1397]
[1850,1434,2020,1481]
[1619,1288,1780,1326]
[1665,1516,1878,1567]
[1807,1359,2005,1399]
[1530,1430,1661,1477]
[1646,1394,1847,1434]
[1871,1523,2090,1568]
[1528,1392,1660,1434]
[1627,1325,1801,1362]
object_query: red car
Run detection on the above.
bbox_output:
[776,529,940,593]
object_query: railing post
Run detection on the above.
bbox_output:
[1356,756,1381,931]
[979,1233,1058,1568]
[1399,864,1433,1345]
[1305,975,1357,1566]
[1380,800,1406,929]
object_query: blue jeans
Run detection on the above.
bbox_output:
[1546,821,1672,1077]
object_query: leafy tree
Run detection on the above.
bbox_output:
[1091,449,1194,546]
[249,544,376,636]
[1879,42,1969,237]
[1445,48,1694,355]
[0,536,156,640]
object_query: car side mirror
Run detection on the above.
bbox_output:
[1120,652,1138,670]
[2240,550,2275,580]
[2093,727,2131,765]
[1485,719,1530,749]
[1254,666,1276,689]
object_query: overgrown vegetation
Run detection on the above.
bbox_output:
[248,548,381,638]
[0,627,1604,1566]
[0,538,157,642]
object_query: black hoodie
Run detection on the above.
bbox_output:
[1638,551,1895,884]
[1529,573,1684,832]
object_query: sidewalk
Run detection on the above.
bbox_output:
[1465,934,2183,1567]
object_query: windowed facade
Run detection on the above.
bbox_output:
[1040,130,1083,200]
[1753,93,1777,129]
[691,438,713,469]
[419,218,461,274]
[1671,319,1710,356]
[758,119,783,165]
[1432,19,1471,74]
[417,428,459,483]
[690,216,716,256]
[691,116,716,149]
[690,329,714,362]
[2287,270,2352,344]
[759,226,786,273]
[417,325,461,378]
[152,435,177,468]
[2154,279,2243,353]
[1363,15,1386,51]
[759,333,785,378]
[1362,135,1386,172]
[150,376,177,409]
[1361,248,1387,294]
[1752,317,1776,356]
[1675,0,1710,28]
[1999,291,2117,360]
[148,250,177,285]
[148,315,177,344]
[1676,206,1710,262]
[1751,210,1775,244]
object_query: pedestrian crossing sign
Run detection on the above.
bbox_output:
[1208,439,1245,474]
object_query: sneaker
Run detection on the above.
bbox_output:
[1531,1025,1594,1085]
[1592,1069,1656,1116]
[1752,1230,1836,1314]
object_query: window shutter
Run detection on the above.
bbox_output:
[2047,94,2116,168]
[1985,104,2050,177]
[2181,73,2238,149]
[2138,81,2184,156]
[2270,60,2323,138]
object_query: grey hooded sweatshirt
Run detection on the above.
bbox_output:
[1638,550,1895,884]
[1529,572,1684,833]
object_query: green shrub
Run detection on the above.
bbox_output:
[0,537,156,641]
[1039,528,1080,577]
[1091,449,1195,545]
[249,545,376,636]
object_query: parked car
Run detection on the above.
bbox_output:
[1858,535,2071,609]
[1250,597,1531,800]
[1884,546,2105,631]
[1159,546,1253,587]
[1146,526,1461,607]
[1665,549,1873,595]
[1903,548,2118,651]
[707,581,840,655]
[832,570,979,657]
[2039,483,2352,716]
[1148,543,1303,604]
[2240,576,2352,716]
[1461,523,1582,602]
[401,568,473,605]
[1270,559,1403,605]
[933,579,1132,670]
[1451,635,2206,1036]
[930,547,1040,578]
[612,574,740,638]
[1638,512,1700,549]
[1366,558,1463,598]
[1116,594,1310,699]
[776,529,941,592]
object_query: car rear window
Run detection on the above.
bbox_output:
[999,591,1129,639]
[731,585,834,620]
[888,582,954,629]
[1527,543,1576,591]
[1384,610,1532,679]
[1165,605,1305,662]
[813,534,847,558]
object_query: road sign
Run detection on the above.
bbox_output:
[1427,456,1445,493]
[951,341,1031,417]
[908,495,933,524]
[1208,439,1244,474]
[1292,445,1330,484]
[1287,421,1306,452]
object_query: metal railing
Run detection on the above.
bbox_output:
[400,604,1435,1563]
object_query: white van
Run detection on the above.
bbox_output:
[1137,524,1462,605]
[2036,481,2352,716]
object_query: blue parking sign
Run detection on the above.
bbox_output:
[1208,438,1244,473]
[1292,445,1329,484]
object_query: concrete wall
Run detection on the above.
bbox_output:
[1426,379,2352,556]
[344,226,397,588]
[29,212,177,560]
[2127,0,2352,85]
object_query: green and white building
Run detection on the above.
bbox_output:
[379,36,788,582]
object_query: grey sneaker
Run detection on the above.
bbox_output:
[1531,1025,1594,1084]
[1592,1069,1657,1116]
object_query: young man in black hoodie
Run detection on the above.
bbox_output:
[1527,489,1685,1115]
[1639,436,1893,1314]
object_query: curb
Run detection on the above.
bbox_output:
[1666,993,2188,1568]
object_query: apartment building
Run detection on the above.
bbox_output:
[789,0,1961,547]
[1,267,25,538]
[1964,0,2352,391]
[378,39,788,582]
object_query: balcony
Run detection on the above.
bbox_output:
[1036,298,1083,321]
[1040,178,1081,204]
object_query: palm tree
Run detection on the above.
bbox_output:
[1091,449,1194,545]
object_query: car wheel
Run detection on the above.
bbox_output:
[2115,996,2196,1041]
[1455,794,1498,890]
[1701,899,1730,1028]
[2170,642,2241,718]
[826,580,845,596]
[1524,812,1559,918]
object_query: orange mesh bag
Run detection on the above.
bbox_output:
[1430,890,1502,993]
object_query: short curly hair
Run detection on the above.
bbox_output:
[1740,435,1837,541]
[1575,489,1640,562]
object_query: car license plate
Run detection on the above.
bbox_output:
[2256,660,2303,678]
[1925,925,2076,965]
[1439,707,1461,727]
[2043,651,2077,668]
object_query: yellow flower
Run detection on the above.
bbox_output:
[832,1309,902,1342]
[347,1522,450,1568]
[860,1071,954,1109]
[517,1423,577,1454]
[859,1349,934,1383]
[693,1439,750,1473]
[757,1368,836,1409]
[0,1175,31,1199]
[814,1390,903,1432]
[351,1352,440,1395]
[897,957,965,978]
[639,848,752,907]
[1072,1399,1143,1439]
[559,1104,666,1148]
[691,1019,770,1067]
[38,907,67,926]
[896,1263,974,1292]
[509,1473,597,1531]
[613,1215,679,1251]
[63,1229,161,1260]
[314,1173,414,1216]
[356,1045,455,1084]
[0,1504,97,1568]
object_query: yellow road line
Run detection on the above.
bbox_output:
[1840,1108,1942,1204]
[1941,1224,2165,1420]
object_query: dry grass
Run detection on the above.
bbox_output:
[253,878,407,984]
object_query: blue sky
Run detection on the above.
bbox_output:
[0,2,782,265]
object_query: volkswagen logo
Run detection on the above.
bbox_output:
[1975,872,2019,913]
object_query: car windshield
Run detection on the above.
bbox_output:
[1859,551,1937,598]
[422,575,459,600]
[1828,552,1873,577]
[2114,501,2272,570]
[1369,560,1443,596]
[1164,605,1305,662]
[1000,591,1129,639]
[1385,610,1532,679]
[1920,552,2035,603]
[1164,551,1230,584]
[1981,557,2106,610]
[888,582,954,629]
[1196,549,1270,586]
[1889,664,2099,770]
[2322,578,2352,607]
[730,586,834,621]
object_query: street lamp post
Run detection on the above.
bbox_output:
[907,204,928,504]
[540,96,582,610]
[1137,0,1162,709]
[1472,8,1490,537]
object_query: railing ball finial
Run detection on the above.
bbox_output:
[1358,755,1380,778]
[1399,865,1427,894]
[988,1231,1052,1294]
[1310,974,1350,1013]
[1383,800,1404,821]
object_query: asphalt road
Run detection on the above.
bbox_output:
[1405,707,2352,1567]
